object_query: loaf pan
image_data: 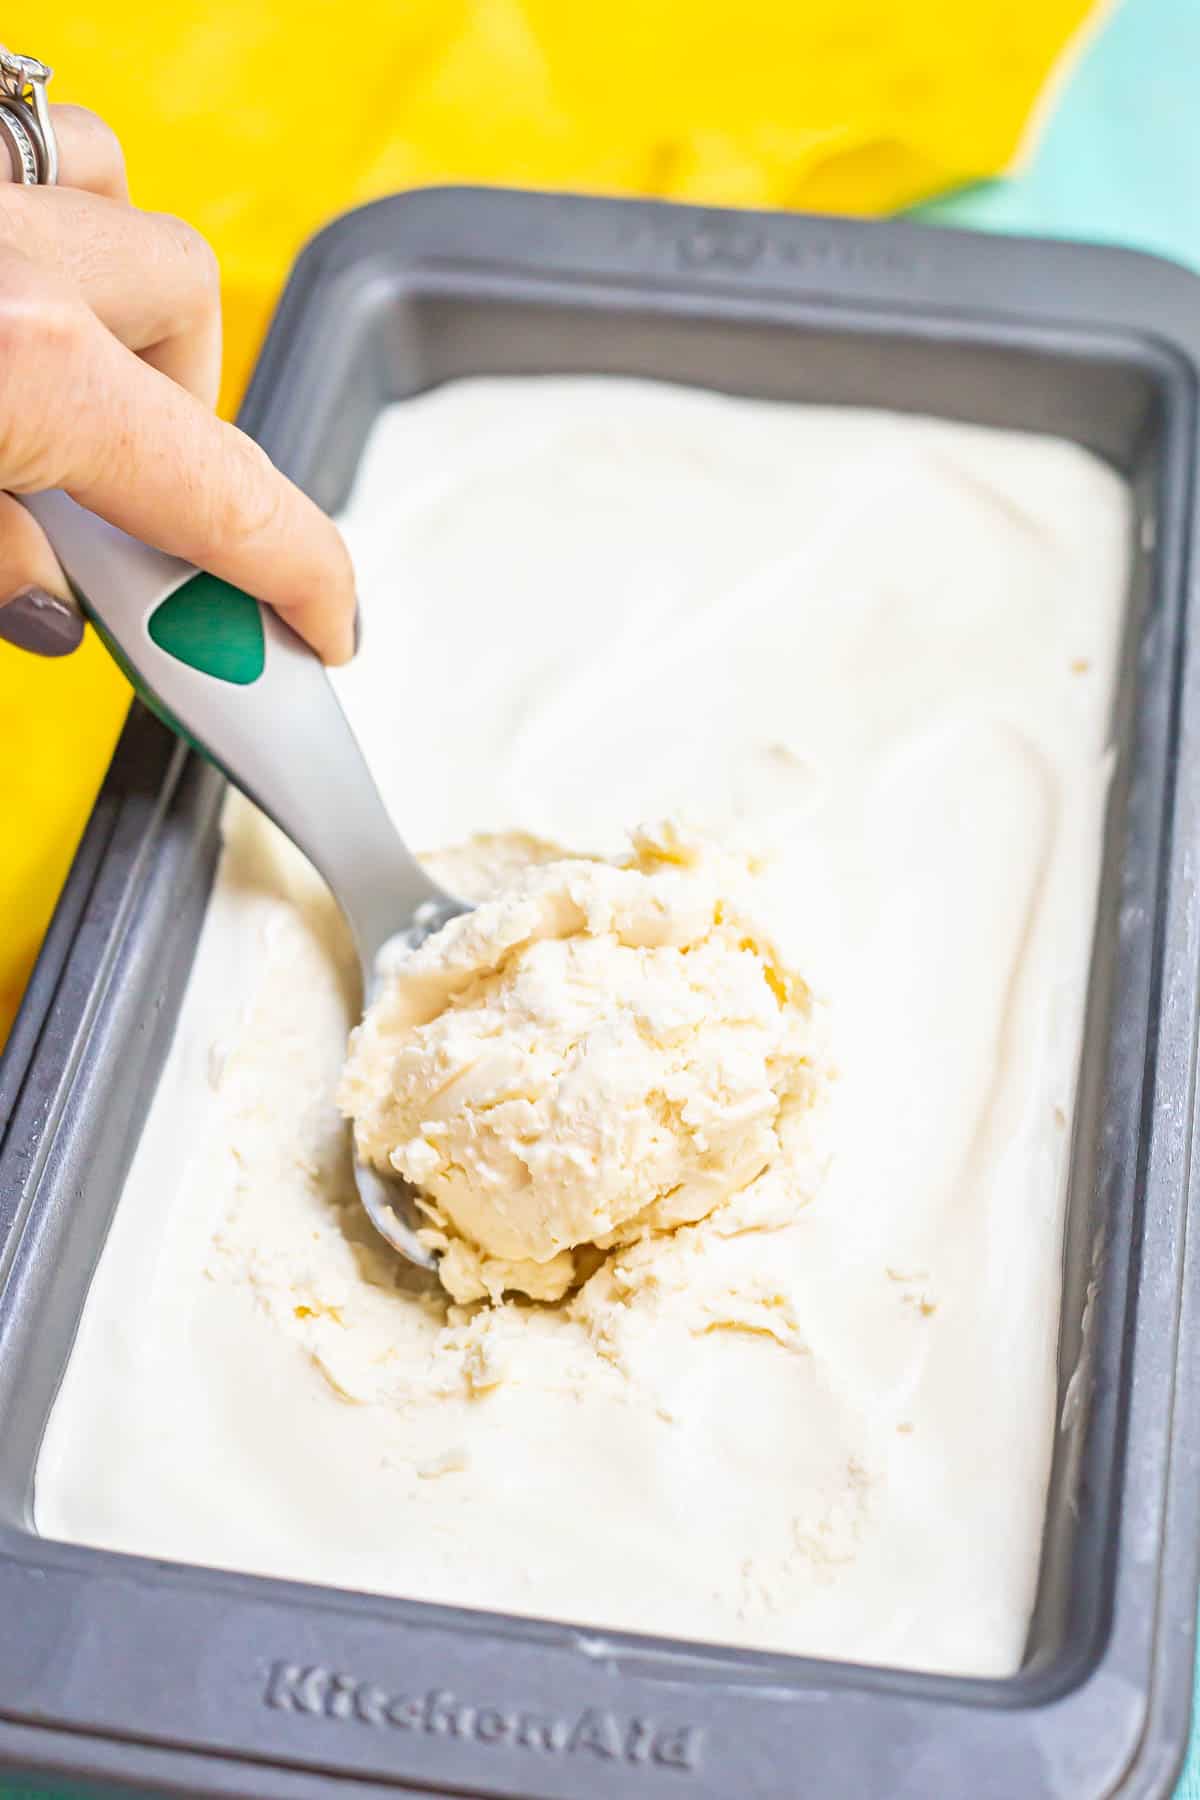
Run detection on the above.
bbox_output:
[1,188,1199,1800]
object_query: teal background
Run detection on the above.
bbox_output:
[3,0,1199,1793]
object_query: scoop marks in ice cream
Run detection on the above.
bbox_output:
[339,826,830,1301]
[35,380,1132,1677]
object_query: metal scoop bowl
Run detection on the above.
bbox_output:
[24,489,463,1271]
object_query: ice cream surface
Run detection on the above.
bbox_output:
[340,827,828,1301]
[34,378,1131,1678]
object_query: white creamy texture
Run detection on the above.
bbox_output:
[341,827,829,1303]
[35,378,1130,1677]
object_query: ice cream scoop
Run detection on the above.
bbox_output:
[341,828,828,1302]
[21,488,463,1269]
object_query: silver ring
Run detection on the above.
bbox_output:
[0,45,55,185]
[0,101,40,184]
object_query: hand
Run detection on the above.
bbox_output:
[0,105,356,663]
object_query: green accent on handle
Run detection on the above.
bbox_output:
[147,572,265,684]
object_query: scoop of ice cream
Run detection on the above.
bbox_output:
[339,826,827,1302]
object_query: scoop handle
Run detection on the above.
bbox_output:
[20,490,442,966]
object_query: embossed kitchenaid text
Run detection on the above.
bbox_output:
[615,208,919,278]
[263,1662,705,1772]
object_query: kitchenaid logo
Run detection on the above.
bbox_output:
[263,1661,704,1773]
[616,209,918,278]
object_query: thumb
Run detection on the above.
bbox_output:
[0,489,83,656]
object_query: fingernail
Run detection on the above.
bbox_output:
[0,587,84,658]
[353,599,362,657]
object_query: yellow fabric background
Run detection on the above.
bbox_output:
[1,0,1098,1036]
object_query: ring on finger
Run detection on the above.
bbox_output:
[0,100,41,185]
[0,45,56,185]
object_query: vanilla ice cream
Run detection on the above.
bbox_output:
[341,828,828,1301]
[34,378,1130,1678]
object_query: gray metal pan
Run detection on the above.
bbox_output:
[1,187,1199,1799]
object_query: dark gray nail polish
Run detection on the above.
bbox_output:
[353,600,363,656]
[0,587,84,657]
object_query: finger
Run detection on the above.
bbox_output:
[0,184,220,405]
[0,103,128,200]
[0,492,83,657]
[0,258,355,663]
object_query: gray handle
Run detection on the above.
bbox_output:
[22,490,444,969]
